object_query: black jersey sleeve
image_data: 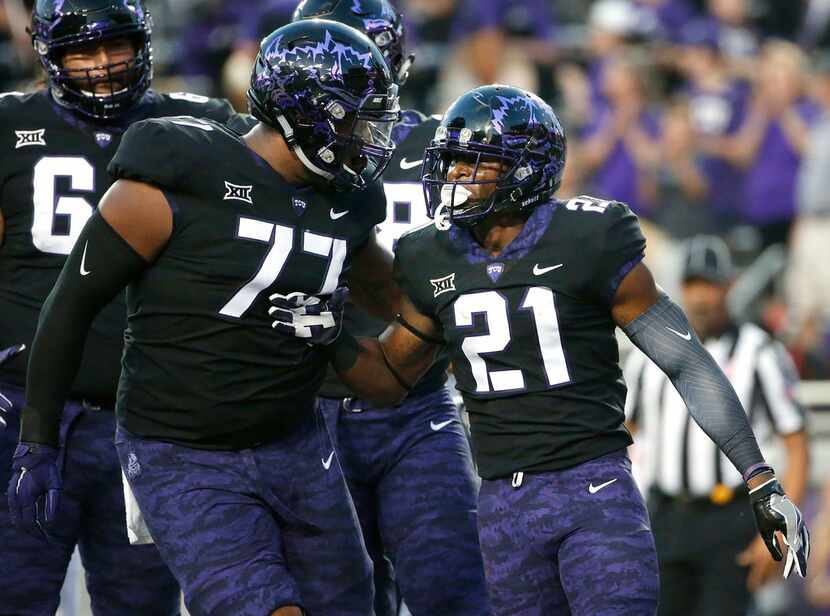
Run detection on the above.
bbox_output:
[587,200,646,302]
[393,225,435,316]
[162,92,237,124]
[108,119,181,188]
[349,180,387,249]
[108,117,216,190]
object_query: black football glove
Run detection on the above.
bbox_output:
[749,477,809,579]
[7,442,61,540]
[268,288,347,346]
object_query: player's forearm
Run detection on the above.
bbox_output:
[21,212,147,446]
[622,293,766,477]
[326,331,410,406]
[349,275,402,322]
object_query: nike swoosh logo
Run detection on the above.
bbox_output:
[533,263,564,276]
[80,241,92,276]
[666,326,692,341]
[399,158,423,170]
[330,209,348,220]
[430,419,453,431]
[322,451,334,470]
[588,478,618,494]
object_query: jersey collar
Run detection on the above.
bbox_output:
[449,200,557,264]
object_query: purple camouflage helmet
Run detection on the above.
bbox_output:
[247,19,401,191]
[423,84,567,227]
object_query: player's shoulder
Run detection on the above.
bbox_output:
[0,90,40,112]
[0,90,51,126]
[121,115,231,157]
[154,91,237,123]
[110,116,237,189]
[553,195,641,241]
[396,220,442,261]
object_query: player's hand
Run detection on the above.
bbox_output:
[737,535,782,590]
[7,442,61,540]
[269,288,347,346]
[749,477,810,579]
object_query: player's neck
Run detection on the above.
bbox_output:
[471,213,528,257]
[242,123,314,186]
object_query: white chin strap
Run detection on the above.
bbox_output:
[275,114,335,181]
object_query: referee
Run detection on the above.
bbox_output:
[624,236,809,616]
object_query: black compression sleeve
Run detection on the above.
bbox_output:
[21,212,148,446]
[622,293,766,477]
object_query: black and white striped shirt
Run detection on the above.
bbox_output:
[624,322,805,497]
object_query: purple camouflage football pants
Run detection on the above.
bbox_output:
[0,384,180,616]
[319,387,492,616]
[478,450,659,616]
[115,407,373,616]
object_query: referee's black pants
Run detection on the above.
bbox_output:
[648,489,758,616]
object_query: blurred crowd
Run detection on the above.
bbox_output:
[2,0,830,379]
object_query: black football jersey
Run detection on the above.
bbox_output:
[319,111,451,399]
[108,117,386,449]
[0,90,237,405]
[395,196,646,479]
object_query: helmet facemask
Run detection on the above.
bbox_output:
[273,84,399,191]
[423,128,551,228]
[31,3,153,121]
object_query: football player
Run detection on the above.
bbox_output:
[291,2,491,615]
[0,1,241,614]
[273,85,810,615]
[9,20,400,616]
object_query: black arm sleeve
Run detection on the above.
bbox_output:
[21,212,148,446]
[622,293,766,477]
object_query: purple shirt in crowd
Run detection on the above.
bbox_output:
[174,4,250,78]
[581,105,662,217]
[686,81,749,221]
[635,0,699,42]
[743,100,821,225]
[451,0,556,41]
[238,0,298,45]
